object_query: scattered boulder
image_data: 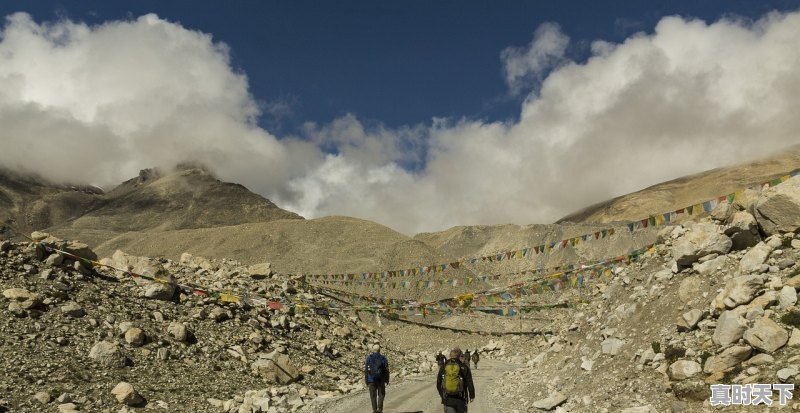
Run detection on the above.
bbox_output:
[532,392,567,410]
[248,263,272,279]
[601,338,625,356]
[60,302,86,318]
[712,311,748,346]
[704,345,752,373]
[668,360,702,381]
[672,223,732,267]
[167,322,188,342]
[124,328,146,347]
[89,341,126,368]
[251,351,299,384]
[144,274,177,300]
[739,242,773,274]
[111,382,144,406]
[2,288,42,309]
[755,176,800,235]
[743,317,788,353]
[711,274,764,311]
[725,211,761,250]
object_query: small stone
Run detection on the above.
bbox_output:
[33,391,51,404]
[778,367,799,382]
[167,322,188,342]
[60,302,86,318]
[124,328,146,347]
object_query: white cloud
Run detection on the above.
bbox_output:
[500,22,570,95]
[1,11,800,235]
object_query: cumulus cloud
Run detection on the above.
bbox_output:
[500,22,570,95]
[1,11,800,235]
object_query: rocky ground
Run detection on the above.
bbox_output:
[0,235,433,413]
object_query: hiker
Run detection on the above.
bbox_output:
[437,347,475,413]
[436,351,446,367]
[364,344,389,413]
[472,350,480,369]
[464,350,471,366]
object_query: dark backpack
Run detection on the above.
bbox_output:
[365,354,386,382]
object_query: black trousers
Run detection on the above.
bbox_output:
[368,382,386,412]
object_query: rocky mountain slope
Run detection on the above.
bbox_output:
[558,144,800,225]
[0,234,439,413]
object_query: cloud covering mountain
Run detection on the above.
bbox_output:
[1,11,799,234]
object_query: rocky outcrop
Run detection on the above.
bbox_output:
[672,223,732,267]
[755,176,800,235]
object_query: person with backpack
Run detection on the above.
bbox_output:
[364,344,389,413]
[472,350,480,369]
[436,351,446,368]
[464,350,471,366]
[437,347,475,413]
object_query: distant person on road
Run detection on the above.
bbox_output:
[364,344,390,413]
[464,350,471,366]
[472,350,480,369]
[436,351,446,367]
[437,347,475,413]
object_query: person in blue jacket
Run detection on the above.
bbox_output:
[364,344,390,413]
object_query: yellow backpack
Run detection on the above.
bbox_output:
[442,360,464,396]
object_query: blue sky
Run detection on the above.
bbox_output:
[1,2,800,233]
[3,0,798,135]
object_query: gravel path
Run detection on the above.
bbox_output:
[318,358,518,413]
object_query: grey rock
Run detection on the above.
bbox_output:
[740,242,774,274]
[668,360,702,381]
[601,338,625,356]
[704,345,752,373]
[111,381,144,406]
[60,302,86,318]
[672,223,732,267]
[713,311,748,346]
[777,367,799,382]
[167,322,188,342]
[711,274,764,310]
[89,341,126,368]
[725,211,761,250]
[124,328,146,347]
[755,176,800,235]
[533,392,567,410]
[743,317,788,353]
[251,351,299,384]
[779,286,798,309]
[143,274,177,300]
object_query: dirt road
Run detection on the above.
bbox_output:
[318,358,518,413]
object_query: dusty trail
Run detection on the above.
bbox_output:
[319,358,518,413]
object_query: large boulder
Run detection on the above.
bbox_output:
[251,351,299,384]
[724,211,761,250]
[712,311,748,346]
[743,317,789,353]
[711,274,765,311]
[755,176,800,235]
[672,223,732,267]
[704,345,752,373]
[739,242,773,274]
